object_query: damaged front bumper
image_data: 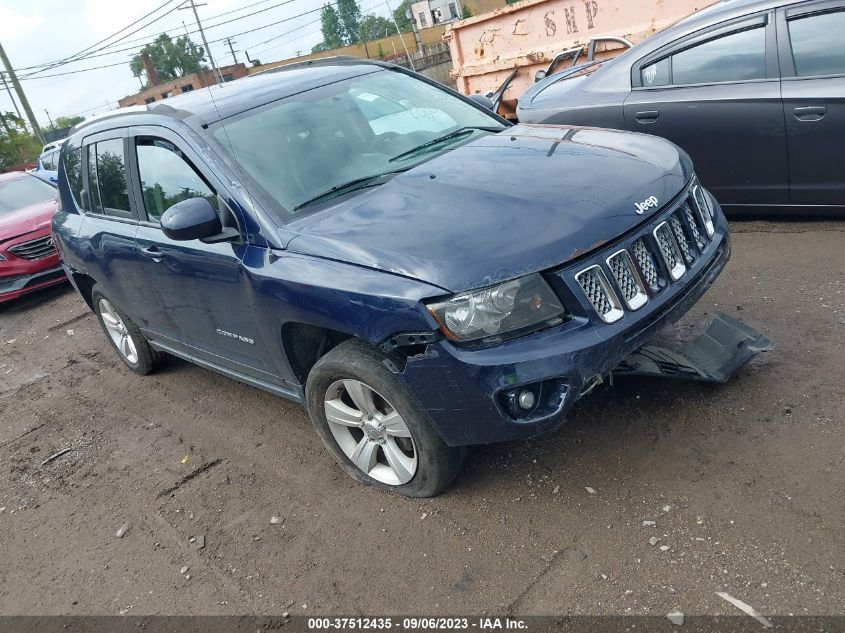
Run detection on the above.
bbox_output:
[398,216,771,447]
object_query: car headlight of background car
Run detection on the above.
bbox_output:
[426,273,566,344]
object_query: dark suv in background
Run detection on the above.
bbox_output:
[518,0,845,216]
[53,60,735,496]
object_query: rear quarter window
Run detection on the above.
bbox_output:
[63,141,84,209]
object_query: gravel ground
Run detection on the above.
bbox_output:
[0,220,842,618]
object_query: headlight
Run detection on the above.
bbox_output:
[426,273,566,343]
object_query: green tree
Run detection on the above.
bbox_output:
[391,0,413,32]
[337,0,362,44]
[96,151,128,210]
[55,115,85,129]
[319,4,345,49]
[461,5,472,18]
[129,34,207,84]
[0,113,40,169]
[359,14,393,42]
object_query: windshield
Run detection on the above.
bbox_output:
[211,69,504,217]
[0,176,55,217]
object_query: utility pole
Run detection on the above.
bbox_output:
[44,109,54,129]
[0,41,44,144]
[224,37,238,64]
[384,0,415,71]
[1,71,22,119]
[179,0,223,84]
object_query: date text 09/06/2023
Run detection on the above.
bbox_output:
[307,617,528,630]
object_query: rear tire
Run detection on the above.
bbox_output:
[91,286,166,375]
[305,339,465,497]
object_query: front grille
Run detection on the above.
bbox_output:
[607,250,647,310]
[575,265,623,323]
[683,202,706,251]
[8,235,55,260]
[653,222,686,281]
[631,238,660,292]
[669,212,695,264]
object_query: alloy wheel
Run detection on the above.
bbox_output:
[324,379,417,485]
[98,298,139,364]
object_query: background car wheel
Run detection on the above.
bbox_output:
[306,339,466,497]
[91,286,166,375]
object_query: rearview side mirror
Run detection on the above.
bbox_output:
[534,70,547,83]
[161,197,222,241]
[467,94,495,110]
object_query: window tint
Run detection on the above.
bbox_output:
[789,10,845,77]
[40,151,57,170]
[135,138,217,223]
[89,138,131,217]
[671,27,766,85]
[641,57,670,87]
[63,143,84,208]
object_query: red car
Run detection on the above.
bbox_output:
[0,172,66,303]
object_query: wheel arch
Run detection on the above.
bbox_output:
[281,322,354,387]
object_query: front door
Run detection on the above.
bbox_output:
[127,128,279,382]
[777,2,845,209]
[623,13,788,209]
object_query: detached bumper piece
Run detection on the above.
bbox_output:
[613,313,774,384]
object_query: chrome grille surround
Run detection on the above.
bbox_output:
[631,237,661,292]
[8,235,55,260]
[606,249,647,310]
[653,221,686,281]
[575,265,624,324]
[692,184,715,238]
[669,212,695,264]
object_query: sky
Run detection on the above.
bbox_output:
[0,0,399,128]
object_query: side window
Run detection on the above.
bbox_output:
[670,27,767,85]
[640,57,670,87]
[788,10,845,77]
[135,137,217,223]
[88,138,131,218]
[63,142,84,208]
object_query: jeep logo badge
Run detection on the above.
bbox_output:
[635,196,659,215]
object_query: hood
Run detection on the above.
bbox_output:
[285,124,692,293]
[0,200,58,245]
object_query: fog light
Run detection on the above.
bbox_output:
[517,389,535,410]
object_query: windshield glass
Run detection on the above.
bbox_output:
[211,69,504,217]
[0,176,55,217]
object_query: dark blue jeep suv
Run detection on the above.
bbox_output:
[53,59,730,496]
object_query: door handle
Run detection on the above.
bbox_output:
[139,246,165,261]
[794,106,826,121]
[635,110,659,124]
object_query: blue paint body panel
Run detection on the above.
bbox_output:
[53,61,730,446]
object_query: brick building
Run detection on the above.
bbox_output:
[118,63,248,108]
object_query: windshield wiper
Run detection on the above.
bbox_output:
[388,126,503,163]
[293,169,408,211]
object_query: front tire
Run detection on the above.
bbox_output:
[92,287,166,375]
[305,340,465,497]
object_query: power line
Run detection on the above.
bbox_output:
[17,4,327,81]
[16,0,308,76]
[24,0,184,77]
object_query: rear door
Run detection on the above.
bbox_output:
[623,12,788,208]
[76,131,152,323]
[777,0,845,209]
[127,125,280,381]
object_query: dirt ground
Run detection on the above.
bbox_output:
[0,220,842,618]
